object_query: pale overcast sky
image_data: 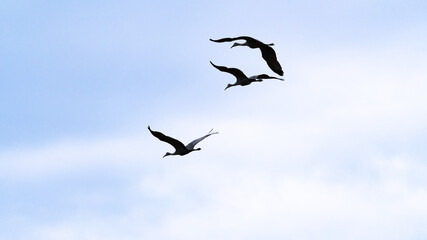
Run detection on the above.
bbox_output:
[1,0,427,239]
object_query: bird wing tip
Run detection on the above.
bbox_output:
[209,128,219,135]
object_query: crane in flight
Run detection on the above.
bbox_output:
[210,36,284,76]
[148,126,218,157]
[210,61,283,90]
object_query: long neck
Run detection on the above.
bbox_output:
[163,152,174,158]
[225,83,238,90]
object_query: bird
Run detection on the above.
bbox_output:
[148,126,218,157]
[210,36,284,76]
[210,61,283,90]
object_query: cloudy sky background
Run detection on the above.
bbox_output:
[1,0,427,239]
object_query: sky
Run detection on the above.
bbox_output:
[1,0,427,239]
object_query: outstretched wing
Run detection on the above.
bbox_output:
[186,129,219,150]
[210,61,247,79]
[209,36,268,48]
[148,126,186,151]
[255,74,284,81]
[210,36,254,43]
[259,45,284,76]
[210,37,237,43]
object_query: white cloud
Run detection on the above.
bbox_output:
[26,164,427,240]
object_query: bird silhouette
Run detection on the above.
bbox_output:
[148,126,218,157]
[210,61,283,90]
[210,36,284,76]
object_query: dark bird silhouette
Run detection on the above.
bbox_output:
[210,61,283,90]
[210,36,284,76]
[148,126,218,157]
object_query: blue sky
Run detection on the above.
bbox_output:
[1,0,427,239]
